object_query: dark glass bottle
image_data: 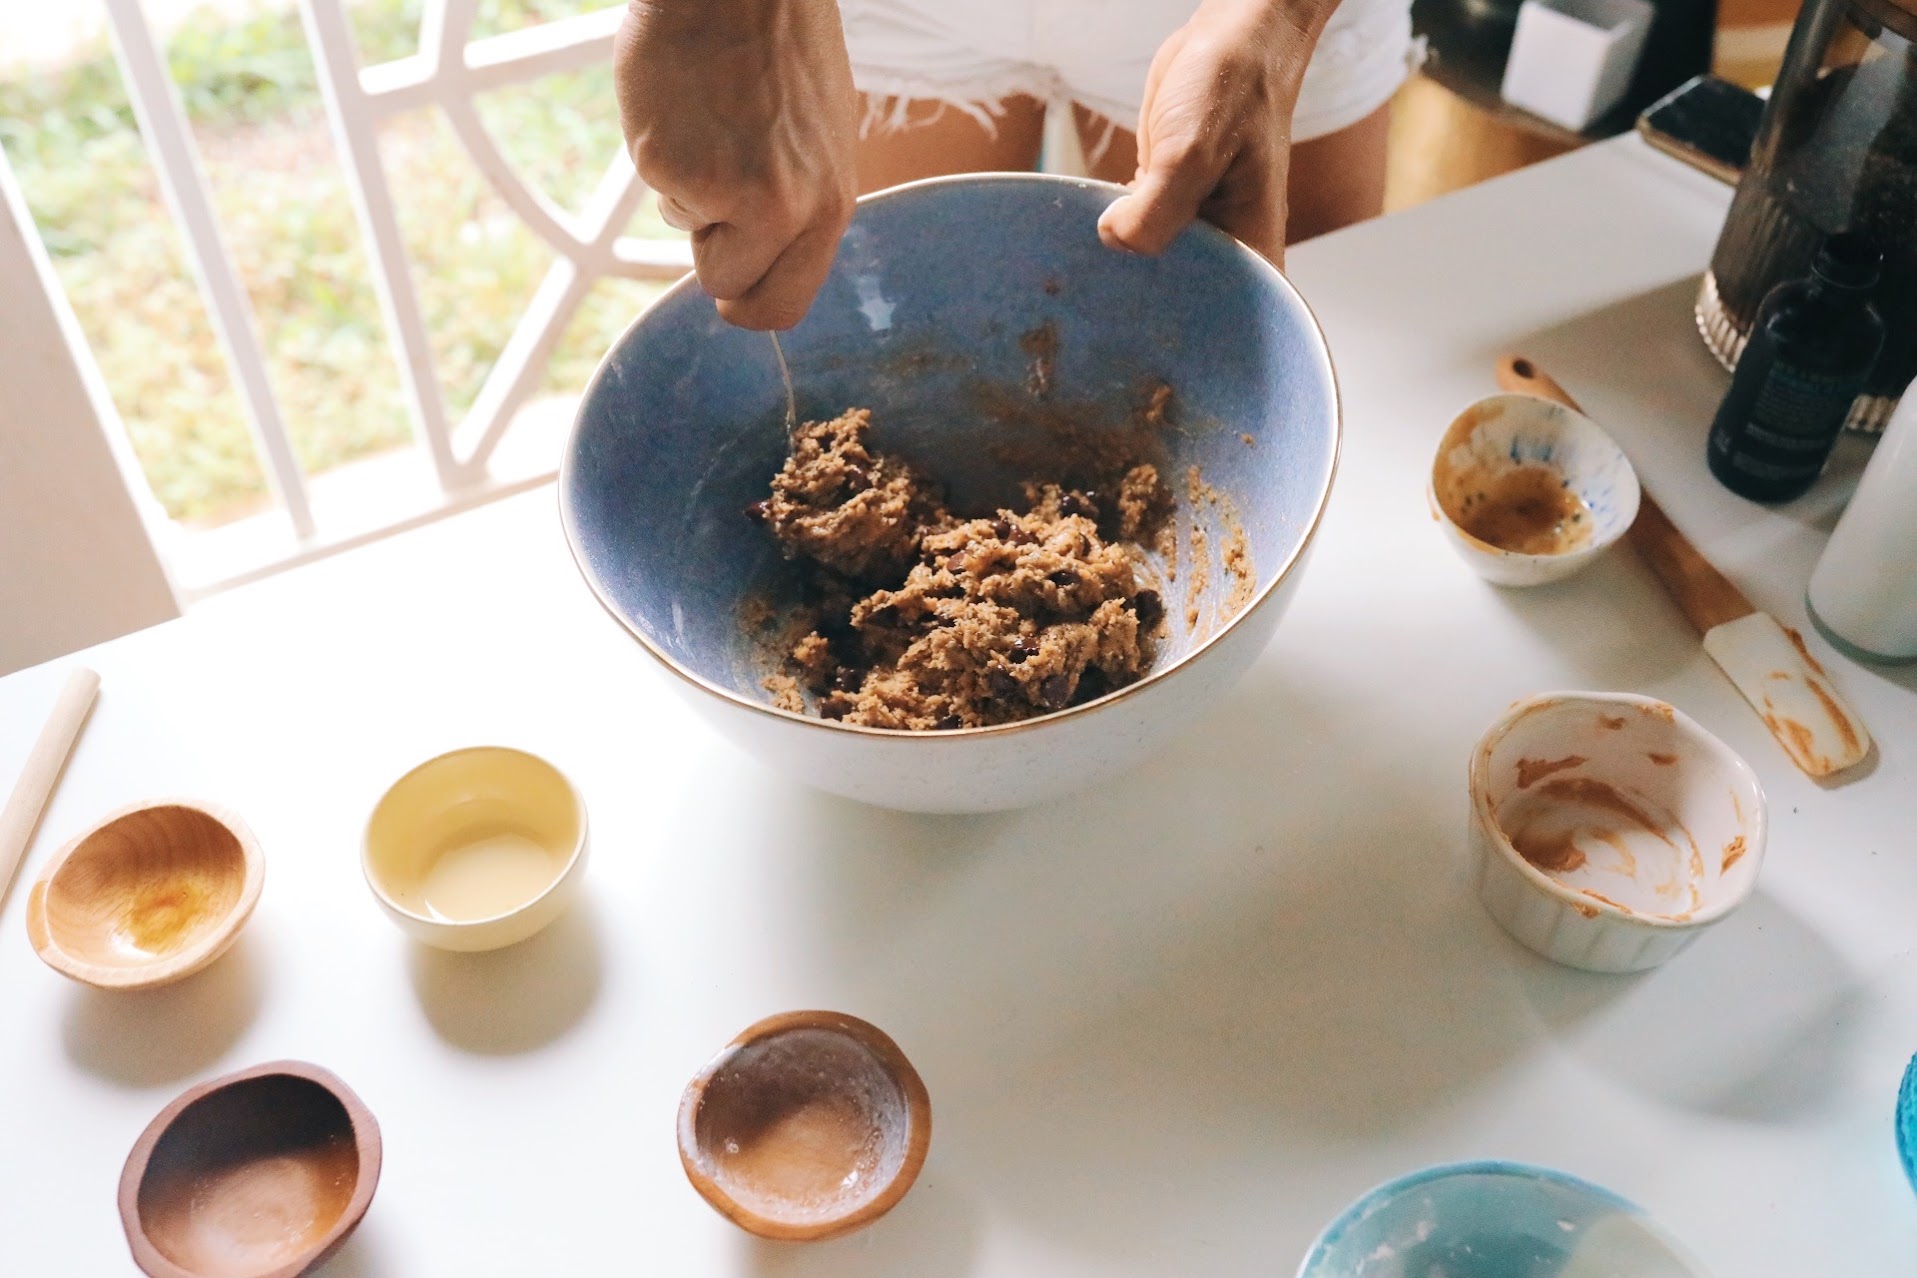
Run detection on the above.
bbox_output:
[1706,234,1887,502]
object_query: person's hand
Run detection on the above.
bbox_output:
[1097,0,1333,266]
[614,0,857,330]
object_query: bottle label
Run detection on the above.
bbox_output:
[1711,361,1865,484]
[1750,365,1862,440]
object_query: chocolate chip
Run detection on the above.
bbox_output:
[1049,569,1079,589]
[1077,667,1111,702]
[868,603,901,626]
[992,518,1015,541]
[843,465,869,490]
[743,499,770,523]
[832,666,862,692]
[1008,635,1040,664]
[935,714,963,730]
[1132,589,1163,627]
[819,700,849,721]
[986,668,1021,701]
[1039,673,1074,709]
[1060,491,1097,519]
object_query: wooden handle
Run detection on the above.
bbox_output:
[1495,354,1585,412]
[0,667,99,907]
[1496,355,1755,636]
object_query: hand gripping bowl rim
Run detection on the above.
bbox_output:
[558,171,1342,740]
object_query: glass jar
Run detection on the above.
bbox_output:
[1697,0,1917,432]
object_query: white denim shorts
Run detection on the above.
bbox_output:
[841,0,1418,144]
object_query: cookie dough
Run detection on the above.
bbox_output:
[753,409,1169,731]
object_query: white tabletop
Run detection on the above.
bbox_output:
[4,136,1914,1276]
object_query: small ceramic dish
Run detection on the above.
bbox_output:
[1430,392,1640,587]
[26,799,263,990]
[363,746,586,953]
[1470,691,1766,973]
[677,1009,932,1241]
[119,1060,381,1278]
[1296,1160,1708,1277]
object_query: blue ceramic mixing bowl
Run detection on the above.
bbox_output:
[1297,1161,1709,1278]
[561,174,1338,812]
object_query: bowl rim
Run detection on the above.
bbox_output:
[1293,1158,1705,1277]
[117,1059,382,1278]
[558,170,1341,740]
[1428,391,1643,565]
[675,1008,933,1241]
[25,797,265,991]
[360,744,589,930]
[1468,690,1769,930]
[1897,1053,1917,1195]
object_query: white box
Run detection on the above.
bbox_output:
[1500,0,1655,132]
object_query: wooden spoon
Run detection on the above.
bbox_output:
[0,666,99,910]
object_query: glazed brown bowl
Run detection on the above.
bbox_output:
[26,799,263,990]
[677,1010,932,1241]
[119,1061,381,1278]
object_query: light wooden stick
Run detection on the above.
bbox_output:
[0,667,100,908]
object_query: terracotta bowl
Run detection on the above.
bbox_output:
[119,1060,382,1278]
[26,799,263,990]
[677,1010,932,1241]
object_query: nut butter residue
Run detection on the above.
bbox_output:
[119,870,219,955]
[1510,827,1587,873]
[1450,464,1593,555]
[1500,775,1705,916]
[1515,755,1585,789]
[1581,889,1635,916]
[1647,752,1678,766]
[1535,777,1676,847]
[1722,835,1747,872]
[1020,321,1058,397]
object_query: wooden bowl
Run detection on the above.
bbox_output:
[677,1010,931,1241]
[26,800,263,990]
[119,1060,381,1278]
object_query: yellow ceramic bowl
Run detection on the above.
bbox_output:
[362,747,586,953]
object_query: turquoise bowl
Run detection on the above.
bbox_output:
[1298,1161,1709,1278]
[560,174,1338,812]
[1897,1054,1917,1195]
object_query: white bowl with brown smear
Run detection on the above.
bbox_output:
[1469,691,1767,973]
[1430,393,1639,587]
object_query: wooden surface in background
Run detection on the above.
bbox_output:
[1386,0,1802,212]
[1716,0,1800,87]
[1385,73,1581,213]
